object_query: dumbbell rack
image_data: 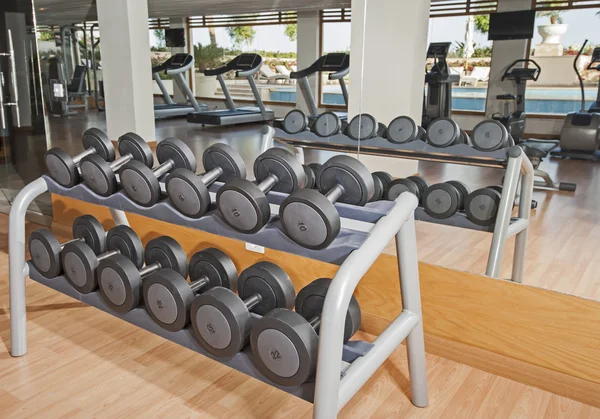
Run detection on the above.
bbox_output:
[9,175,428,418]
[272,128,535,283]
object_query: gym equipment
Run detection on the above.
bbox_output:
[423,180,470,219]
[471,120,514,151]
[282,109,311,135]
[143,248,238,332]
[166,143,246,218]
[303,165,316,189]
[250,278,361,387]
[187,54,275,126]
[153,53,208,119]
[80,133,154,197]
[97,236,188,314]
[120,137,197,207]
[217,148,306,234]
[554,40,600,160]
[279,155,374,250]
[422,42,459,128]
[28,215,107,278]
[387,176,429,204]
[426,118,471,148]
[464,187,502,226]
[386,116,426,144]
[370,171,394,202]
[346,114,387,141]
[190,261,295,358]
[312,112,343,137]
[45,128,115,188]
[370,174,384,202]
[61,225,144,294]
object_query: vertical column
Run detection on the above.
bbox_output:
[485,0,533,117]
[169,17,189,103]
[349,0,431,178]
[96,0,155,142]
[296,11,320,114]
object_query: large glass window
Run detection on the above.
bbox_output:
[428,15,493,112]
[527,7,600,115]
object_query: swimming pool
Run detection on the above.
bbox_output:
[269,86,598,114]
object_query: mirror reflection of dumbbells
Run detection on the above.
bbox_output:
[423,180,471,219]
[97,236,189,314]
[282,110,348,138]
[120,137,197,207]
[279,155,375,250]
[217,148,306,234]
[464,185,505,226]
[251,278,361,387]
[80,133,154,197]
[45,128,115,188]
[28,215,108,278]
[61,225,144,294]
[143,248,238,332]
[191,261,295,358]
[346,114,387,141]
[425,118,471,148]
[386,116,427,144]
[386,176,429,204]
[166,143,247,219]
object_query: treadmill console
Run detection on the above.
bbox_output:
[153,53,194,75]
[231,54,262,70]
[291,53,350,79]
[427,42,451,59]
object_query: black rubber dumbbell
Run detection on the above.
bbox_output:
[79,133,154,197]
[386,176,429,204]
[251,278,361,387]
[385,116,424,144]
[312,111,343,137]
[346,113,387,140]
[28,215,108,278]
[190,261,295,358]
[120,137,197,207]
[370,171,394,202]
[61,225,144,294]
[143,248,238,332]
[45,128,115,188]
[423,180,471,219]
[426,118,471,147]
[217,148,306,234]
[97,236,188,314]
[282,109,310,135]
[279,155,374,250]
[166,143,247,219]
[303,165,316,189]
[464,186,503,226]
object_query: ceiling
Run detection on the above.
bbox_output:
[34,0,351,25]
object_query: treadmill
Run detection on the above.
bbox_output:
[292,52,350,121]
[153,53,208,119]
[187,53,274,126]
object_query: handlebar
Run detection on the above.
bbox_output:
[501,59,541,82]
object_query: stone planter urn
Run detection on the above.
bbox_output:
[537,24,568,44]
[195,72,218,98]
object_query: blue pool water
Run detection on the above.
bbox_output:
[270,86,598,114]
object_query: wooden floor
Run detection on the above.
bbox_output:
[1,216,599,418]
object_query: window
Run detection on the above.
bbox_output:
[319,9,351,107]
[149,28,173,97]
[527,7,600,115]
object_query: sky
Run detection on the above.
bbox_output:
[151,9,600,54]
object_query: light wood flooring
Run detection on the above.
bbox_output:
[0,215,599,418]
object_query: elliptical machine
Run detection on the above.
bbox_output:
[422,42,459,129]
[552,40,600,161]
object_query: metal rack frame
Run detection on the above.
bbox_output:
[9,176,428,418]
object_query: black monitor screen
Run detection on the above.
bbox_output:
[165,28,185,47]
[170,54,187,66]
[323,53,348,69]
[237,54,258,68]
[427,43,451,59]
[489,10,535,41]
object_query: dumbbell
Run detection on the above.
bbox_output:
[80,133,154,197]
[370,171,394,201]
[45,128,115,188]
[251,278,361,387]
[471,120,514,152]
[217,148,306,234]
[28,215,107,278]
[97,236,188,314]
[61,225,144,294]
[385,116,426,144]
[386,176,429,204]
[303,165,316,189]
[426,118,471,147]
[464,186,503,226]
[190,261,295,358]
[166,143,246,219]
[282,109,310,135]
[279,155,374,250]
[346,114,387,140]
[120,137,197,207]
[312,111,343,137]
[423,180,470,219]
[143,248,238,332]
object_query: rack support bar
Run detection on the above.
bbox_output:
[9,177,48,357]
[506,218,529,239]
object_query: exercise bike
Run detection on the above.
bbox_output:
[493,59,576,192]
[552,40,600,161]
[422,42,459,129]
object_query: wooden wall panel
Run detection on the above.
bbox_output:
[51,195,600,400]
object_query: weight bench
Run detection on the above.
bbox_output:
[518,139,576,192]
